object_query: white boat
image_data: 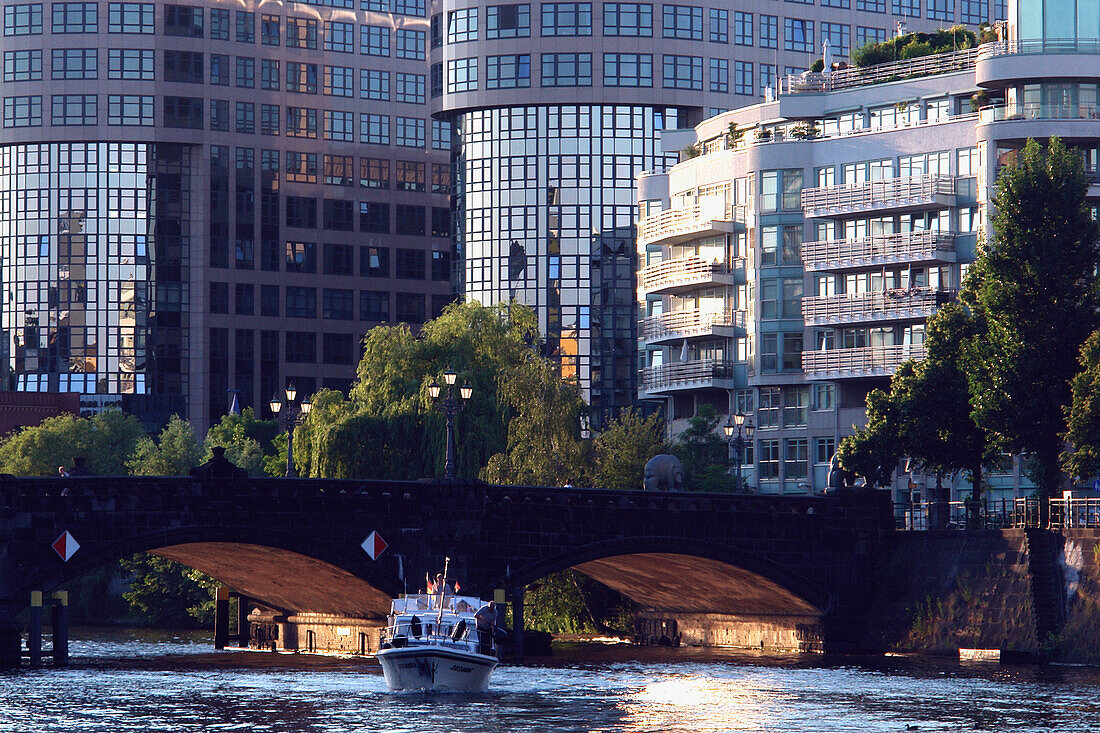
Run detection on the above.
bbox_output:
[376,592,500,692]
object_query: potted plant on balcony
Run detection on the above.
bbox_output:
[755,127,773,142]
[789,122,820,140]
[725,122,745,149]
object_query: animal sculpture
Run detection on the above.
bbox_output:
[643,454,685,491]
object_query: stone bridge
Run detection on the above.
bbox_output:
[0,475,895,665]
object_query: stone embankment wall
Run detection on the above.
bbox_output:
[863,530,1039,655]
[1051,530,1100,663]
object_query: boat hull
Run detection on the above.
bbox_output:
[377,646,498,692]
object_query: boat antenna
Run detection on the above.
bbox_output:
[436,556,450,627]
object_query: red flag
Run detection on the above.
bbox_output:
[455,581,461,592]
[426,572,435,593]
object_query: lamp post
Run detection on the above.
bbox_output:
[724,410,755,490]
[269,383,312,477]
[428,368,472,480]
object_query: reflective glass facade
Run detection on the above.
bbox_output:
[456,104,678,424]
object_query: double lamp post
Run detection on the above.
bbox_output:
[428,368,472,480]
[270,383,312,477]
[724,410,755,490]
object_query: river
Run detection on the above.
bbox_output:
[2,628,1100,732]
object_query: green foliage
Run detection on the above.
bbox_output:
[126,415,203,476]
[1064,330,1100,481]
[851,27,976,68]
[203,407,278,477]
[725,122,744,148]
[789,122,820,140]
[682,143,701,159]
[523,571,636,635]
[671,404,739,492]
[119,554,219,628]
[838,387,903,488]
[589,408,668,491]
[0,410,146,476]
[967,138,1100,498]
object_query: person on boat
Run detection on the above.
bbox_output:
[435,573,454,595]
[474,601,496,655]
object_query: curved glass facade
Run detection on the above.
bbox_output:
[1015,0,1100,41]
[455,104,679,424]
[0,142,187,415]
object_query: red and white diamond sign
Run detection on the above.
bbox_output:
[52,531,80,562]
[361,531,388,561]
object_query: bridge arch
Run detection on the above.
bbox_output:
[14,525,401,619]
[499,536,827,615]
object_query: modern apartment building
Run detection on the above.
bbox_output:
[431,0,1003,429]
[0,0,452,432]
[637,0,1075,504]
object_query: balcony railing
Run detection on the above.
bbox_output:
[802,288,954,326]
[642,309,747,342]
[897,497,1100,531]
[640,359,738,392]
[780,47,978,95]
[978,38,1100,59]
[637,203,746,247]
[802,174,956,218]
[802,231,956,272]
[979,102,1100,124]
[802,343,926,379]
[638,256,744,295]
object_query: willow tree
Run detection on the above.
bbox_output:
[965,138,1100,500]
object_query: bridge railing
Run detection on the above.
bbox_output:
[895,498,1093,530]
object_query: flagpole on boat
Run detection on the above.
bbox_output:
[436,556,450,627]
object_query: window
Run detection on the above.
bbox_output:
[286,152,318,183]
[361,245,389,275]
[261,13,278,44]
[235,102,254,133]
[431,208,450,237]
[4,4,42,35]
[431,249,450,279]
[3,49,41,81]
[821,22,850,57]
[708,7,725,42]
[396,160,425,191]
[733,60,752,96]
[322,333,354,363]
[758,439,779,479]
[856,26,886,48]
[784,439,808,479]
[857,0,885,10]
[486,55,530,88]
[362,69,390,100]
[210,99,228,130]
[235,10,254,42]
[814,437,835,466]
[813,383,835,411]
[782,333,803,372]
[324,65,354,97]
[760,169,803,212]
[107,2,151,33]
[324,243,355,275]
[323,199,354,231]
[285,331,317,360]
[361,157,390,188]
[396,248,425,279]
[362,25,389,55]
[326,20,354,52]
[286,106,318,138]
[927,0,953,21]
[395,293,426,323]
[324,155,354,186]
[396,28,425,60]
[234,56,254,88]
[760,279,778,318]
[603,53,651,87]
[541,2,591,35]
[107,94,151,125]
[784,18,812,53]
[432,119,451,149]
[396,116,424,147]
[286,62,318,94]
[394,0,425,16]
[603,2,650,36]
[53,1,96,32]
[260,104,279,135]
[257,59,278,90]
[487,3,529,37]
[287,17,317,48]
[662,54,702,90]
[360,202,390,233]
[3,95,41,126]
[761,333,777,371]
[208,7,227,38]
[892,0,920,17]
[395,205,424,235]
[52,48,96,79]
[163,4,201,37]
[210,282,229,314]
[260,287,279,316]
[360,113,389,145]
[395,71,426,101]
[733,10,750,45]
[361,291,390,321]
[709,58,727,93]
[662,4,701,40]
[760,14,777,49]
[822,0,849,6]
[235,284,254,315]
[541,53,591,86]
[961,0,984,24]
[51,94,96,125]
[447,7,477,42]
[324,110,354,141]
[285,196,317,228]
[447,57,477,92]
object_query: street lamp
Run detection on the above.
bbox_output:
[724,410,755,490]
[269,383,312,477]
[428,368,472,480]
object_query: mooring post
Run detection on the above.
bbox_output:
[28,591,42,667]
[235,594,250,648]
[0,599,22,669]
[510,586,525,660]
[50,591,68,666]
[214,586,229,649]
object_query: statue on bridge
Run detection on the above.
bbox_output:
[643,454,685,491]
[826,452,858,492]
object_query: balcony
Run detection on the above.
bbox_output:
[802,287,954,327]
[640,359,738,393]
[780,47,978,95]
[977,39,1100,87]
[638,256,745,296]
[801,175,956,219]
[802,231,956,272]
[642,309,747,345]
[802,344,927,380]
[637,203,747,248]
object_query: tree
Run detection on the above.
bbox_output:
[203,407,278,476]
[588,408,668,491]
[119,554,219,627]
[127,415,203,476]
[671,404,739,492]
[0,410,146,476]
[837,387,903,488]
[1063,330,1100,481]
[965,138,1100,500]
